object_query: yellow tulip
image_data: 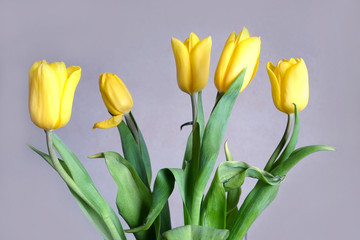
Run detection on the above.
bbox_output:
[171,32,212,94]
[266,58,309,114]
[214,27,261,93]
[28,60,81,130]
[93,73,133,129]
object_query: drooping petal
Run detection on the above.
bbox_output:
[214,32,236,92]
[266,62,283,112]
[56,66,81,128]
[29,60,61,130]
[190,36,212,93]
[223,37,261,92]
[281,59,309,113]
[93,114,123,129]
[171,37,191,93]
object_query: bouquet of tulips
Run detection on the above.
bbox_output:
[28,28,334,240]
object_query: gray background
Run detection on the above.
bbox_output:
[0,0,358,239]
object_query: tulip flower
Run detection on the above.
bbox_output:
[266,58,309,114]
[171,32,212,94]
[214,27,261,93]
[93,73,133,129]
[28,60,81,130]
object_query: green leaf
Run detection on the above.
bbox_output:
[227,182,280,240]
[90,151,154,240]
[27,144,70,174]
[272,145,336,176]
[191,69,246,224]
[29,136,126,240]
[201,170,226,229]
[218,161,285,190]
[161,225,229,240]
[264,114,292,171]
[127,168,186,233]
[182,91,205,169]
[129,112,152,184]
[228,145,335,240]
[118,121,149,187]
[185,123,201,220]
[224,142,240,229]
[271,105,299,171]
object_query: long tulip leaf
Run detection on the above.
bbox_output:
[228,145,335,240]
[191,69,246,223]
[161,225,229,240]
[126,168,186,233]
[264,114,293,171]
[224,142,241,229]
[129,112,152,184]
[271,145,335,176]
[271,105,299,170]
[90,151,154,240]
[117,121,149,186]
[182,91,205,169]
[185,123,201,218]
[29,137,126,240]
[201,170,226,229]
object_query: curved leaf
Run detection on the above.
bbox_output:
[118,121,149,186]
[201,170,226,229]
[90,151,153,240]
[161,225,229,240]
[272,145,335,176]
[218,161,285,190]
[271,104,299,170]
[182,91,205,169]
[191,69,246,224]
[29,135,126,240]
[127,168,185,233]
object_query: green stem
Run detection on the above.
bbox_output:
[264,114,293,172]
[190,94,197,127]
[227,182,280,240]
[45,130,96,211]
[125,113,140,147]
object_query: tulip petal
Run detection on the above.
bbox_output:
[49,62,67,96]
[56,66,81,129]
[171,38,191,93]
[236,27,250,43]
[29,60,61,130]
[99,73,133,115]
[214,32,236,92]
[281,59,309,113]
[185,32,200,53]
[93,114,123,129]
[266,62,283,112]
[190,36,212,93]
[223,37,261,92]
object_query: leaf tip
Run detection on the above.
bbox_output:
[88,153,104,159]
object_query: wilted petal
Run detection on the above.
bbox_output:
[93,114,123,129]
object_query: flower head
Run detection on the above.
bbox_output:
[93,73,133,129]
[171,32,212,94]
[266,58,309,113]
[29,60,81,130]
[214,27,261,93]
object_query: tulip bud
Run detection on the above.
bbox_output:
[171,32,212,94]
[93,73,133,129]
[28,60,81,130]
[266,58,309,114]
[214,27,261,93]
